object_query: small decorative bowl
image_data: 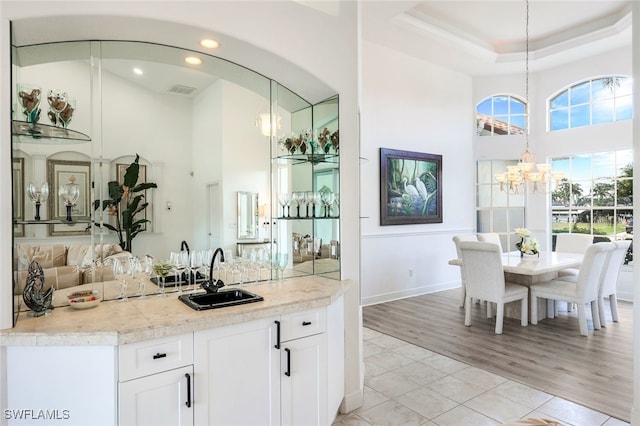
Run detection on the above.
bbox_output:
[68,293,101,310]
[67,290,97,300]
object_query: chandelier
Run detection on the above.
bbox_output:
[495,0,564,194]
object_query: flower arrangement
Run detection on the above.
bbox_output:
[514,228,539,257]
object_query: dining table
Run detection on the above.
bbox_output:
[449,251,583,320]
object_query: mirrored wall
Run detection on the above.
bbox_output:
[11,39,340,318]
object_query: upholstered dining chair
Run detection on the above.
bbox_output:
[452,234,478,308]
[458,241,528,335]
[597,241,631,324]
[530,242,614,336]
[555,233,593,278]
[476,233,503,252]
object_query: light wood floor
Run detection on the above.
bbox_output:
[363,289,633,422]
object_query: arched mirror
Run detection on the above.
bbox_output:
[11,37,340,319]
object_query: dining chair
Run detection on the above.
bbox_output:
[597,241,631,324]
[476,233,503,252]
[530,242,614,336]
[555,233,592,278]
[458,241,528,334]
[452,234,478,308]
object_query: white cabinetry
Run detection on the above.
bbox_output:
[194,297,344,426]
[118,333,194,426]
[279,306,328,426]
[194,317,280,426]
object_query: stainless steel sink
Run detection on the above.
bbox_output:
[178,289,263,310]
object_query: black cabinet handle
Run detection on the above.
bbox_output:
[274,320,281,349]
[302,321,312,326]
[185,373,192,408]
[284,348,291,377]
[153,352,167,360]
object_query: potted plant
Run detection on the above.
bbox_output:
[95,154,157,252]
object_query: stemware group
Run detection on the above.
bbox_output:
[278,191,337,218]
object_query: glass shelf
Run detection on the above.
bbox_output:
[14,219,92,225]
[273,152,339,164]
[12,120,91,143]
[276,216,339,220]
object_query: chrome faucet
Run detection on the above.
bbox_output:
[201,248,225,293]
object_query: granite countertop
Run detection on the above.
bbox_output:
[1,276,350,347]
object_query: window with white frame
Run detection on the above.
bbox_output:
[551,150,633,261]
[549,76,633,131]
[476,95,527,136]
[476,160,525,251]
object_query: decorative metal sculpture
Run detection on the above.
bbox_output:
[23,260,53,316]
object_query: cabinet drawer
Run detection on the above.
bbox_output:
[119,333,193,381]
[281,308,326,342]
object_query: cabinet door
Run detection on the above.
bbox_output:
[119,365,193,426]
[194,318,280,426]
[281,333,328,426]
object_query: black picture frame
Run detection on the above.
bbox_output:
[380,148,442,226]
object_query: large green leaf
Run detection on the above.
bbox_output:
[123,154,140,189]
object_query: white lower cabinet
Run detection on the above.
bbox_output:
[118,333,194,426]
[119,365,194,426]
[280,332,327,426]
[194,300,343,426]
[194,317,281,426]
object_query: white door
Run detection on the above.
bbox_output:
[207,182,222,249]
[281,333,328,426]
[119,365,194,426]
[194,317,281,426]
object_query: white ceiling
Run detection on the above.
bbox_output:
[361,1,632,75]
[11,1,634,97]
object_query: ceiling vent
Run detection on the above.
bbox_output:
[167,84,196,95]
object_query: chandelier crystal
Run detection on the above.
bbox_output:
[495,0,564,194]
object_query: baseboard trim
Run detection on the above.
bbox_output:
[362,282,460,306]
[339,386,364,414]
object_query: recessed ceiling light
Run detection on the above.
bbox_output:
[200,39,219,49]
[185,56,202,65]
[133,67,143,75]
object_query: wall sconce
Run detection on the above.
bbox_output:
[59,176,80,221]
[27,182,48,220]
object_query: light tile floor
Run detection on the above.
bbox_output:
[333,327,629,426]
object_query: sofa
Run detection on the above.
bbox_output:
[13,243,133,295]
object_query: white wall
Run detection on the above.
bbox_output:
[360,40,474,306]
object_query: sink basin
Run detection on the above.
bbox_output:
[178,289,263,310]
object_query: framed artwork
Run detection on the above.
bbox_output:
[47,159,91,236]
[380,148,442,226]
[12,158,24,237]
[116,162,149,231]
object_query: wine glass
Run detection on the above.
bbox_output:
[152,259,172,297]
[292,192,304,218]
[278,193,290,218]
[113,258,130,302]
[321,192,336,217]
[303,191,313,218]
[187,251,201,293]
[133,256,152,299]
[273,252,288,280]
[308,191,320,218]
[170,251,187,294]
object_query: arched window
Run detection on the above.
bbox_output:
[549,76,632,131]
[476,95,527,136]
